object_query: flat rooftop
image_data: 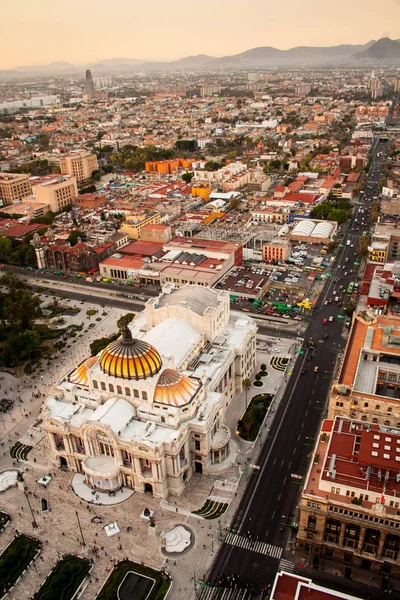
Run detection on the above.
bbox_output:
[272,571,362,600]
[338,313,400,388]
[305,417,400,508]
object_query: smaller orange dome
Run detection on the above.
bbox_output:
[154,369,199,407]
[70,356,98,386]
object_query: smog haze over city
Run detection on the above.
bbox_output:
[1,0,400,68]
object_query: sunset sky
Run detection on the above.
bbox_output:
[1,0,400,69]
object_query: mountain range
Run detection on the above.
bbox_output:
[3,37,400,77]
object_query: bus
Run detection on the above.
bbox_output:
[347,282,355,294]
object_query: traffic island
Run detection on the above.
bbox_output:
[96,560,171,600]
[33,554,91,600]
[237,394,274,441]
[0,534,42,597]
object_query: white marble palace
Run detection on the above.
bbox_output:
[42,284,257,498]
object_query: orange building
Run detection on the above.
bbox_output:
[145,158,193,174]
[191,184,211,201]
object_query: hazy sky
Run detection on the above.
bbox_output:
[1,0,400,68]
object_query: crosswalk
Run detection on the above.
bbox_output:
[278,558,295,573]
[224,532,282,559]
[197,586,252,600]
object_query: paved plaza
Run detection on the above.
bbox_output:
[0,297,301,599]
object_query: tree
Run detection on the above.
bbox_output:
[0,273,41,333]
[116,313,135,332]
[90,170,101,182]
[261,363,267,371]
[38,134,50,151]
[182,172,194,183]
[204,160,222,172]
[68,230,83,246]
[30,211,55,225]
[229,198,240,210]
[358,235,371,255]
[19,329,40,361]
[243,377,251,409]
[90,333,119,356]
[79,184,96,195]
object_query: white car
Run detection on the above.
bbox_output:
[329,316,334,322]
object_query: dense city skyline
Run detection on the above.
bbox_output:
[1,0,400,69]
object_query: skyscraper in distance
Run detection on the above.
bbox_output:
[85,69,95,96]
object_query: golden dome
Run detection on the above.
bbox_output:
[154,369,199,407]
[70,356,98,386]
[100,327,162,380]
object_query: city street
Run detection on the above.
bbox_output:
[206,136,390,595]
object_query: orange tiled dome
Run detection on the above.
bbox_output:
[100,327,162,380]
[154,369,199,407]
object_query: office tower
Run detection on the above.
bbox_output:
[85,69,95,96]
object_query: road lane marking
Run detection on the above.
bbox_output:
[224,533,283,559]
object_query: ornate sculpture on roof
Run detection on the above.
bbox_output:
[47,228,55,244]
[30,232,42,249]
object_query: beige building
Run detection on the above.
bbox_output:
[32,175,78,212]
[0,173,32,207]
[120,211,161,240]
[297,416,400,578]
[60,152,98,183]
[41,285,257,498]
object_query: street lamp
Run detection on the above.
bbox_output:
[76,510,86,548]
[24,490,38,529]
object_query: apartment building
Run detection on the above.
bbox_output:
[339,155,366,173]
[297,416,400,578]
[119,211,161,240]
[59,152,98,183]
[191,184,211,201]
[263,241,291,262]
[31,175,78,212]
[329,312,400,428]
[145,159,193,174]
[0,173,32,206]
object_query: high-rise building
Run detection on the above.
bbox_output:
[0,173,32,206]
[60,151,98,183]
[85,69,95,96]
[295,83,312,96]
